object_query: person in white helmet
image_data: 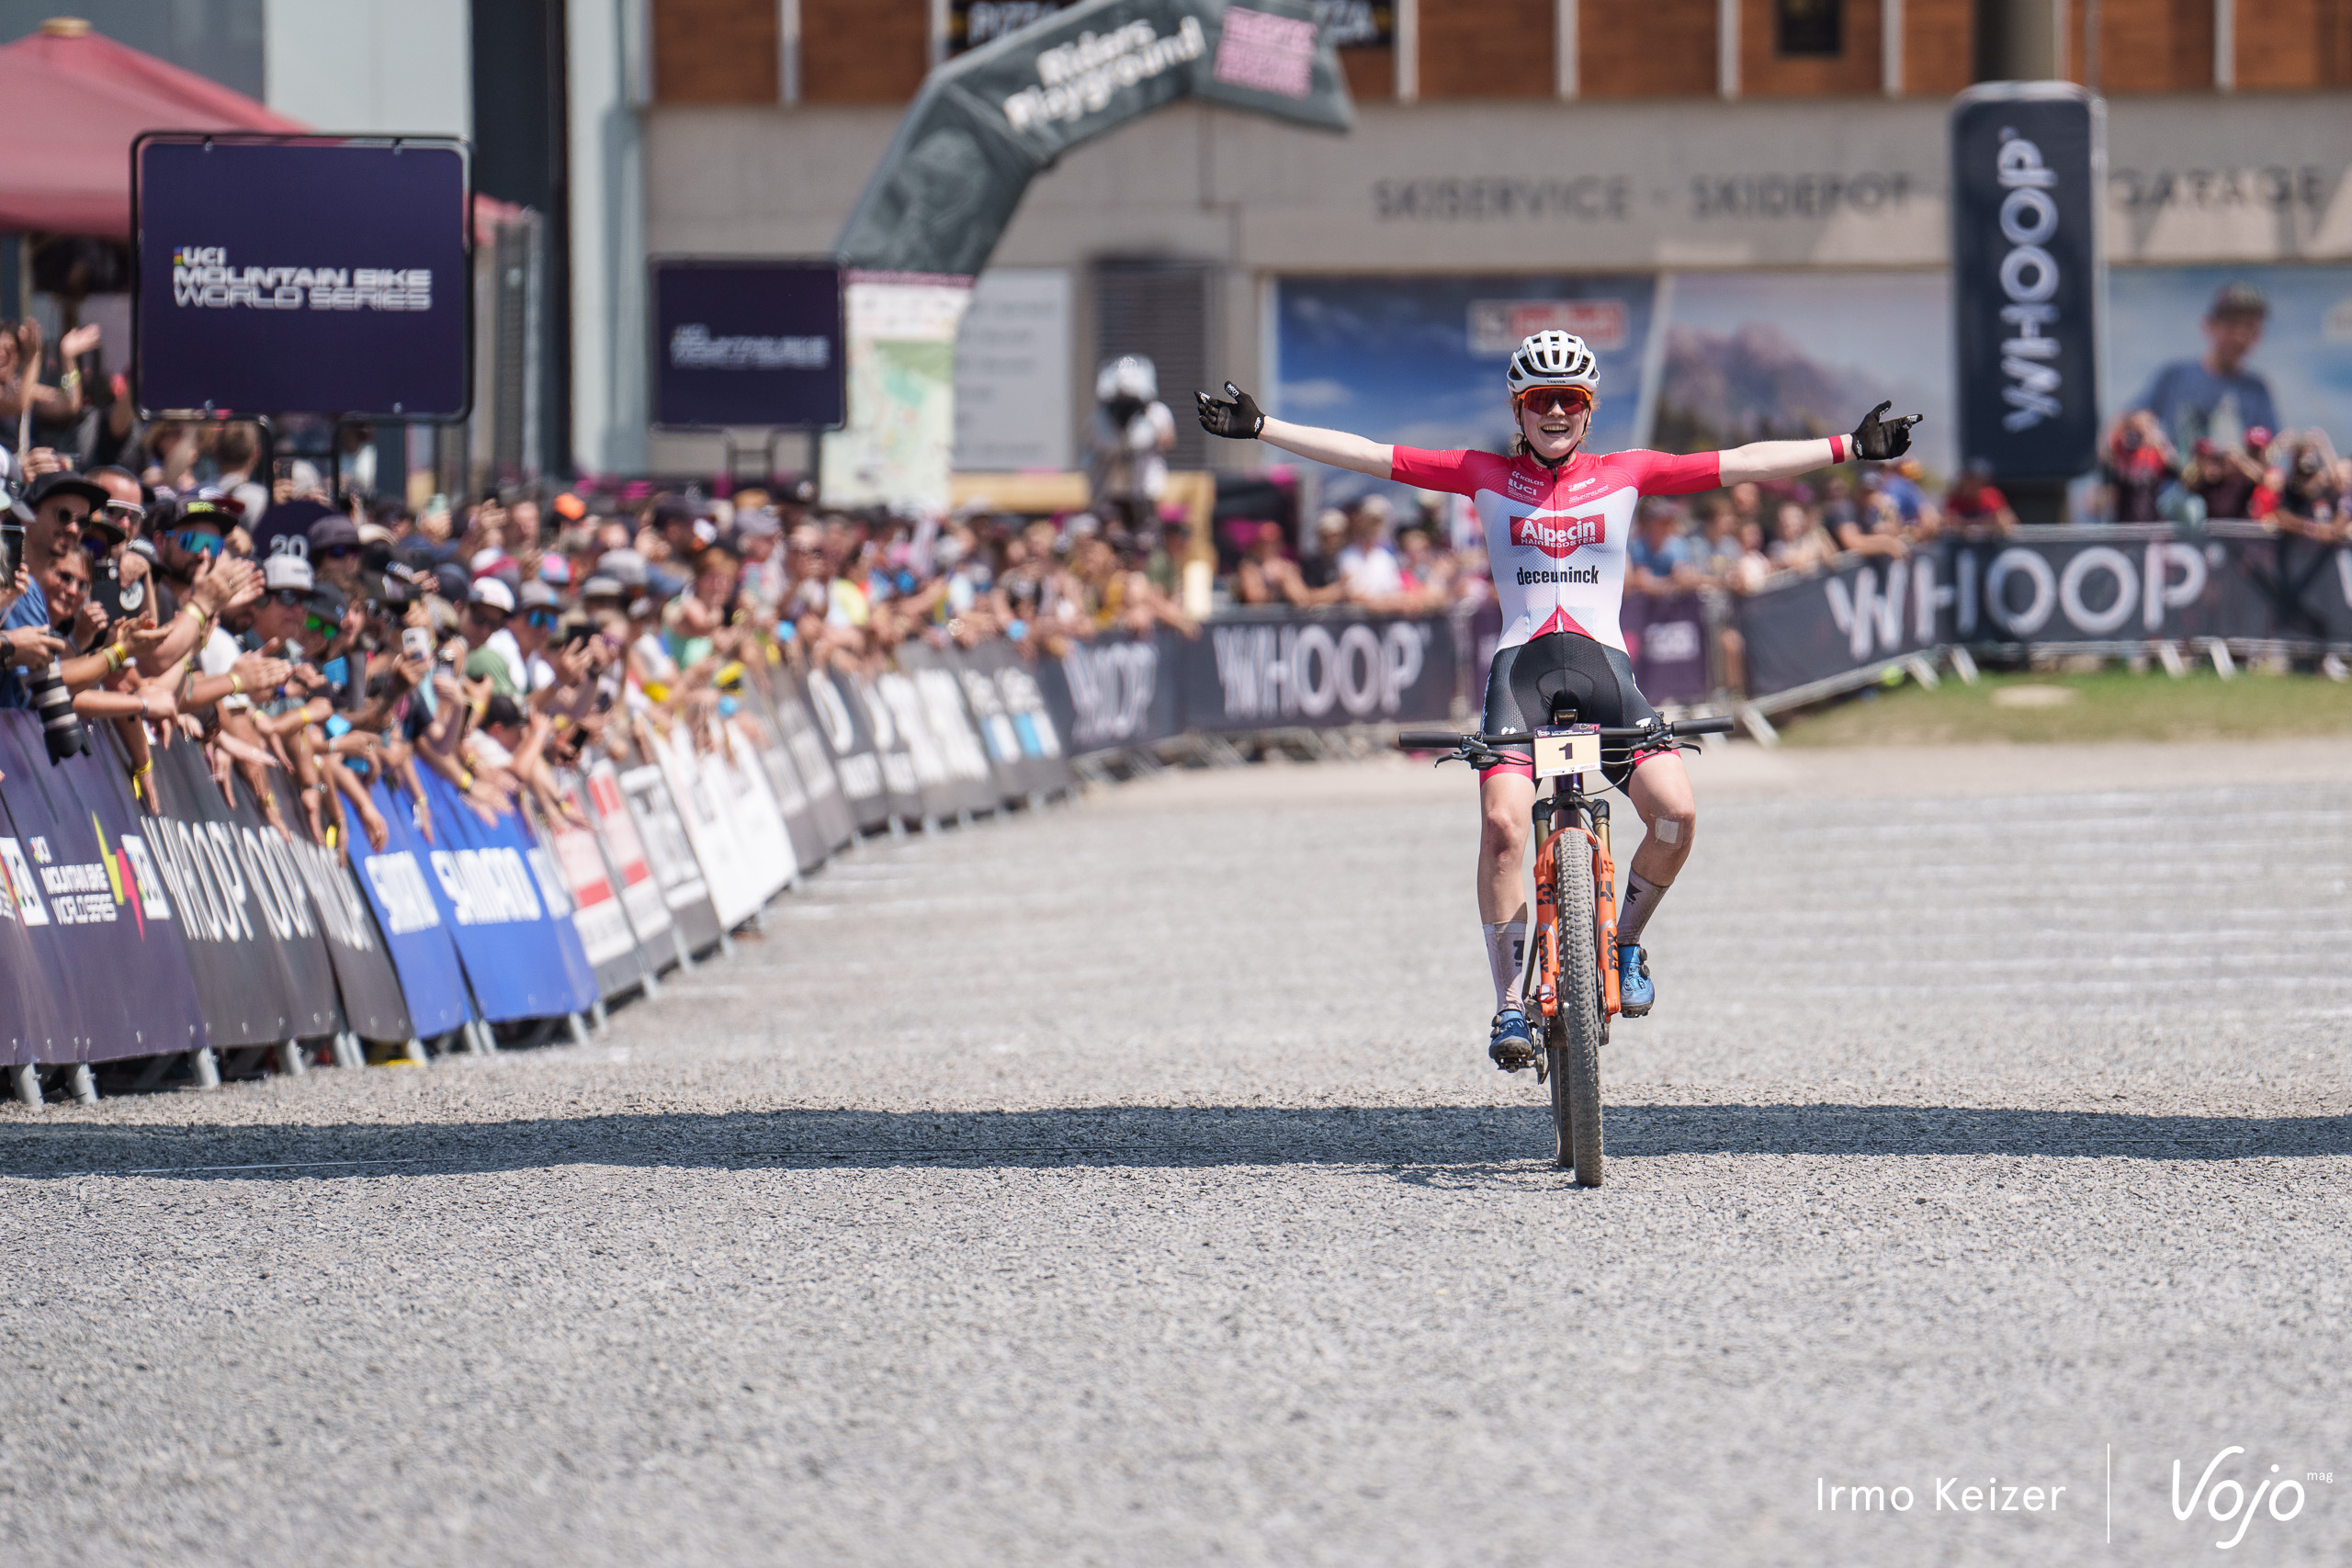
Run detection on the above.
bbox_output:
[1197,332,1917,1069]
[1088,355,1176,535]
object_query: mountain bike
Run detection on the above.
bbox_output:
[1398,712,1732,1186]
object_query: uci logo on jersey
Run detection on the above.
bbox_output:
[1509,512,1605,558]
[1506,470,1545,502]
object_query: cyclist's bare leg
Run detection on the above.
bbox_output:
[1620,751,1697,943]
[1477,769,1535,1022]
[1477,769,1535,923]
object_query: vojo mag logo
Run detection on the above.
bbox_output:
[1509,509,1605,559]
[2171,1444,2320,1551]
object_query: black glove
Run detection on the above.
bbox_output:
[1195,381,1265,440]
[1851,400,1922,462]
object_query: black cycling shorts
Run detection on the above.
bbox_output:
[1479,631,1659,788]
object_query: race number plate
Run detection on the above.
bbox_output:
[1532,724,1600,781]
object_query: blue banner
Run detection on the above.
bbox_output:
[134,135,471,419]
[355,780,476,1038]
[413,773,599,1023]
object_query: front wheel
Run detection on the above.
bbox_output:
[1547,832,1606,1185]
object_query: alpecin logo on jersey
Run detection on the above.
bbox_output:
[1509,512,1605,558]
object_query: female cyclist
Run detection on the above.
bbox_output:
[1197,331,1917,1069]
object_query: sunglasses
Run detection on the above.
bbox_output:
[302,613,339,637]
[1520,389,1593,418]
[526,608,560,629]
[320,544,361,560]
[269,587,308,608]
[169,529,228,557]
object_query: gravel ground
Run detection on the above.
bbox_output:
[3,739,2347,1567]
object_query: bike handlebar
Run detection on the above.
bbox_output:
[1396,715,1734,753]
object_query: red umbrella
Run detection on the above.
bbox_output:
[0,17,307,239]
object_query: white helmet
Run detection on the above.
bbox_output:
[1505,331,1600,402]
[1095,355,1158,403]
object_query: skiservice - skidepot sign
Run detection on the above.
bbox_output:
[135,134,471,420]
[839,0,1352,276]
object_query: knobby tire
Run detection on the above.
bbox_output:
[1548,833,1606,1185]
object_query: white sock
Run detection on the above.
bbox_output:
[1483,919,1527,1013]
[1617,872,1668,946]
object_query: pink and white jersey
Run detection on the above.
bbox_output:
[1390,445,1721,654]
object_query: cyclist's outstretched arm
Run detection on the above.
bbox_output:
[1197,382,1394,478]
[1720,400,1922,483]
[1717,437,1849,485]
[1260,417,1394,479]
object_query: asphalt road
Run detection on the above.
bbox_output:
[4,739,2348,1567]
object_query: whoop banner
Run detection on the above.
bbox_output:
[139,742,344,1047]
[134,134,472,420]
[1951,85,2104,481]
[1732,525,2352,701]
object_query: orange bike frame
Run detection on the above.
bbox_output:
[1530,817,1621,1021]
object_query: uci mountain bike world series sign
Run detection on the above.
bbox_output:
[133,134,472,420]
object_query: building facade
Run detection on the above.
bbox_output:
[637,0,2352,489]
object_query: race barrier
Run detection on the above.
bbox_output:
[0,607,1521,1087]
[1732,523,2352,709]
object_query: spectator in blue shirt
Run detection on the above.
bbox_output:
[1626,499,1701,594]
[2131,282,2279,455]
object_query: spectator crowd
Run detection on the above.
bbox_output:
[4,303,2347,810]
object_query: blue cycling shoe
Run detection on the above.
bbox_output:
[1487,1008,1537,1072]
[1616,943,1655,1018]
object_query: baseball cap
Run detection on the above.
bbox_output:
[174,487,243,531]
[22,471,110,518]
[537,553,573,586]
[518,580,561,611]
[470,578,516,614]
[264,553,315,592]
[305,582,349,623]
[580,574,625,601]
[432,562,473,604]
[308,514,361,552]
[552,491,588,522]
[597,548,650,588]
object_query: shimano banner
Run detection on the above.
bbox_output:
[837,0,1351,276]
[1950,85,2103,481]
[356,781,476,1039]
[651,260,845,430]
[134,135,471,419]
[410,773,598,1024]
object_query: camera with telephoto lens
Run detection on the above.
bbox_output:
[28,657,85,760]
